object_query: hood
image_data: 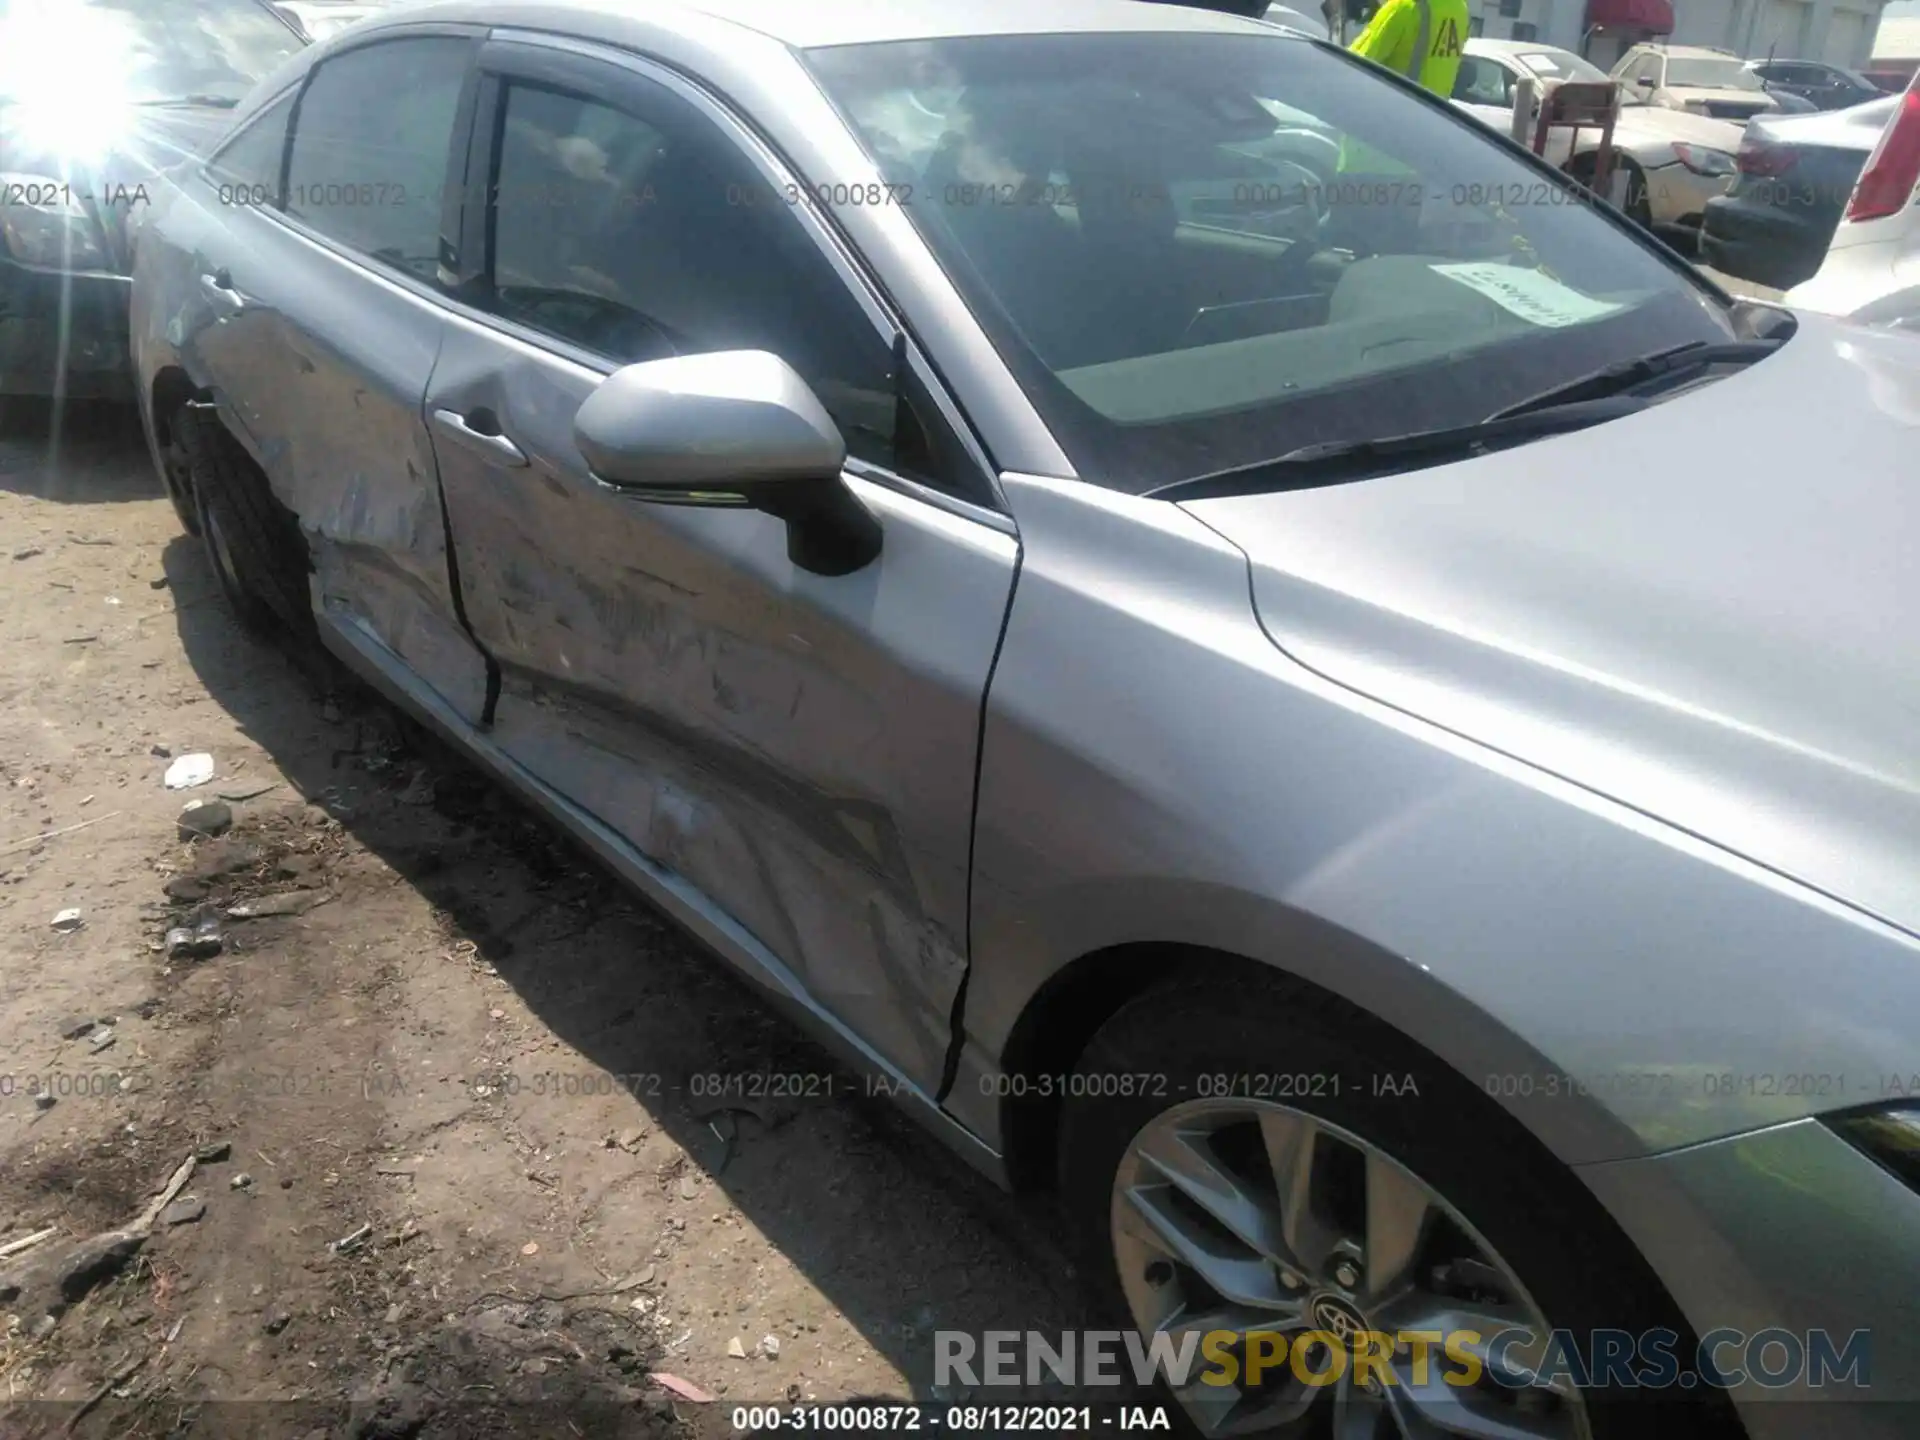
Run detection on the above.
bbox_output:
[1664,84,1770,102]
[1184,315,1920,938]
[1664,85,1776,112]
[1612,103,1745,150]
[0,103,235,271]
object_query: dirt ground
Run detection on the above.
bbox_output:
[0,401,1094,1439]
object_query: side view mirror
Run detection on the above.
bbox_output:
[573,350,883,578]
[1634,74,1655,88]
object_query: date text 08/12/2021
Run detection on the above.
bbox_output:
[726,1404,1175,1433]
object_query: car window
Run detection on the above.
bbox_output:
[483,81,902,469]
[807,31,1740,494]
[1452,56,1512,106]
[0,0,303,107]
[206,88,297,202]
[284,37,469,280]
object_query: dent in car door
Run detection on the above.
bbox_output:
[424,46,1018,1092]
[263,32,491,722]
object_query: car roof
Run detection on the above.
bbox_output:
[344,0,1274,49]
[1649,43,1739,58]
[1467,37,1563,55]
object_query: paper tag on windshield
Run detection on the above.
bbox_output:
[1429,262,1625,328]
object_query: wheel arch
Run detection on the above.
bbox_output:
[982,889,1651,1196]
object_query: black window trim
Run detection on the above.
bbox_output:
[234,24,487,297]
[200,83,301,197]
[457,30,1008,519]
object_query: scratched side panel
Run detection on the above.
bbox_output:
[426,327,1016,1089]
[245,220,489,725]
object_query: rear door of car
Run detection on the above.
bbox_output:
[422,35,1019,1094]
[251,27,494,723]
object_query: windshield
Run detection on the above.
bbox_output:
[1665,57,1765,90]
[0,0,303,107]
[806,32,1736,492]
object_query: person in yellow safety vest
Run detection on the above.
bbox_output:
[1346,0,1470,98]
[1330,0,1469,219]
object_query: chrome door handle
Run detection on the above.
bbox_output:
[432,407,527,467]
[198,270,247,314]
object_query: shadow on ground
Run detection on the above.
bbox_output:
[156,523,1098,1409]
[0,400,156,505]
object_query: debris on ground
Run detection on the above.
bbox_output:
[160,1198,205,1227]
[330,1223,373,1254]
[0,1225,59,1260]
[195,1141,232,1164]
[177,798,234,839]
[58,1016,95,1040]
[227,890,333,919]
[727,1336,747,1359]
[88,1026,115,1052]
[230,1172,253,1190]
[650,1372,717,1403]
[758,1334,781,1360]
[164,915,223,960]
[162,753,215,790]
[50,907,84,931]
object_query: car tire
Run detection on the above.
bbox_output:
[159,421,201,537]
[1571,155,1654,231]
[1056,970,1739,1439]
[1617,159,1655,230]
[175,407,315,640]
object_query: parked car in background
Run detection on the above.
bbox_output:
[133,4,1920,1438]
[0,0,305,401]
[1613,42,1787,122]
[1746,57,1883,111]
[1451,40,1742,246]
[1260,1,1331,38]
[1786,76,1920,323]
[274,1,392,41]
[1700,92,1893,288]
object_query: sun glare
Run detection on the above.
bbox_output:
[0,0,140,162]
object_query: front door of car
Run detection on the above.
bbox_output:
[424,40,1019,1093]
[215,30,492,723]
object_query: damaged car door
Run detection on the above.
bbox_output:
[235,30,491,721]
[422,39,1018,1093]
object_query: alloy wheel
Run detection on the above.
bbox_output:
[1111,1099,1590,1439]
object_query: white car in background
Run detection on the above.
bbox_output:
[1451,39,1745,246]
[273,0,391,40]
[1260,2,1331,38]
[1785,75,1920,327]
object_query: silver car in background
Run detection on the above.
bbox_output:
[130,2,1920,1437]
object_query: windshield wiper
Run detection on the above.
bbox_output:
[136,95,241,109]
[1146,393,1648,502]
[1485,337,1782,422]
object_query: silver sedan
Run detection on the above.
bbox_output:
[130,3,1920,1437]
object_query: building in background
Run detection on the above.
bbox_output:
[1866,12,1920,87]
[1461,0,1887,68]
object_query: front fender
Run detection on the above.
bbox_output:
[957,473,1920,1169]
